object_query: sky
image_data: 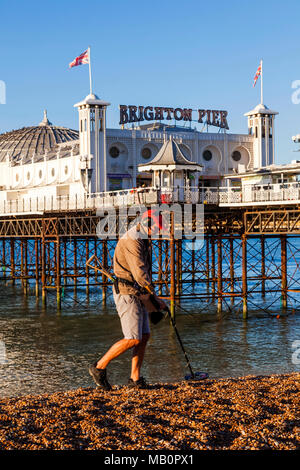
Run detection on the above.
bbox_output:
[1,0,300,164]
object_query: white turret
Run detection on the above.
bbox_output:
[74,93,110,192]
[244,103,278,168]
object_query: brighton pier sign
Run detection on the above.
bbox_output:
[119,104,229,129]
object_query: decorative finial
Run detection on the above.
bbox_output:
[39,109,52,126]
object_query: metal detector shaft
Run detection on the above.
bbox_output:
[165,307,195,379]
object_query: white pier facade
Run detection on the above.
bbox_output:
[1,90,299,215]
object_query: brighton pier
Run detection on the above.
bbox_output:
[119,104,229,129]
[0,90,300,319]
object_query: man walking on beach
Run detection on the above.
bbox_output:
[89,209,167,390]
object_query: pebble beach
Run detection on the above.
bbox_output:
[0,372,299,451]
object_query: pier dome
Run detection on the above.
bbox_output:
[0,110,79,162]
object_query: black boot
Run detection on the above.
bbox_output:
[127,376,149,389]
[89,363,112,391]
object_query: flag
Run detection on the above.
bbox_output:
[253,62,262,87]
[69,49,89,68]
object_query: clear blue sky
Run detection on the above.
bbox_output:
[1,0,300,164]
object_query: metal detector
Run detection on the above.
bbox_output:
[150,295,208,381]
[86,254,208,382]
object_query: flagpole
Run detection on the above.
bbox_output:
[88,46,93,95]
[260,59,263,104]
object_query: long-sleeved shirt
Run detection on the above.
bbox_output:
[113,225,153,295]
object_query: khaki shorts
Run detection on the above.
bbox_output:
[113,288,150,340]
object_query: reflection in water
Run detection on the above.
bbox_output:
[0,285,299,397]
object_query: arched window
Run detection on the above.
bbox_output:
[141,147,152,160]
[109,146,120,158]
[203,150,212,161]
[232,150,241,162]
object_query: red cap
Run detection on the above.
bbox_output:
[141,209,164,230]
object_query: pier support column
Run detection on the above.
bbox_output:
[281,235,287,310]
[164,240,169,294]
[10,239,15,286]
[20,239,28,295]
[20,240,24,292]
[73,239,77,295]
[102,240,107,306]
[170,212,176,319]
[63,239,68,289]
[35,238,39,298]
[217,235,222,314]
[2,239,6,280]
[41,237,47,306]
[56,237,61,311]
[211,236,216,302]
[86,237,90,298]
[261,236,265,298]
[230,236,234,305]
[191,242,195,284]
[206,236,210,296]
[158,240,162,296]
[176,239,182,295]
[24,239,28,295]
[94,239,98,284]
[242,234,248,319]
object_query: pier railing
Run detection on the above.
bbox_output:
[0,187,161,215]
[217,182,300,205]
[1,182,300,215]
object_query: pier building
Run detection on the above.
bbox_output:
[0,92,277,212]
[1,89,300,320]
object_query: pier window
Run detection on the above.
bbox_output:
[141,147,152,160]
[203,150,212,161]
[232,151,241,162]
[90,109,95,131]
[109,146,120,158]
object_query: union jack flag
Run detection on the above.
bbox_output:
[253,63,262,87]
[69,49,89,68]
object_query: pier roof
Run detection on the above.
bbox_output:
[224,161,300,179]
[0,111,79,162]
[244,103,278,116]
[138,137,202,171]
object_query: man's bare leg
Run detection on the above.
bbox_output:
[96,338,140,370]
[131,333,150,382]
